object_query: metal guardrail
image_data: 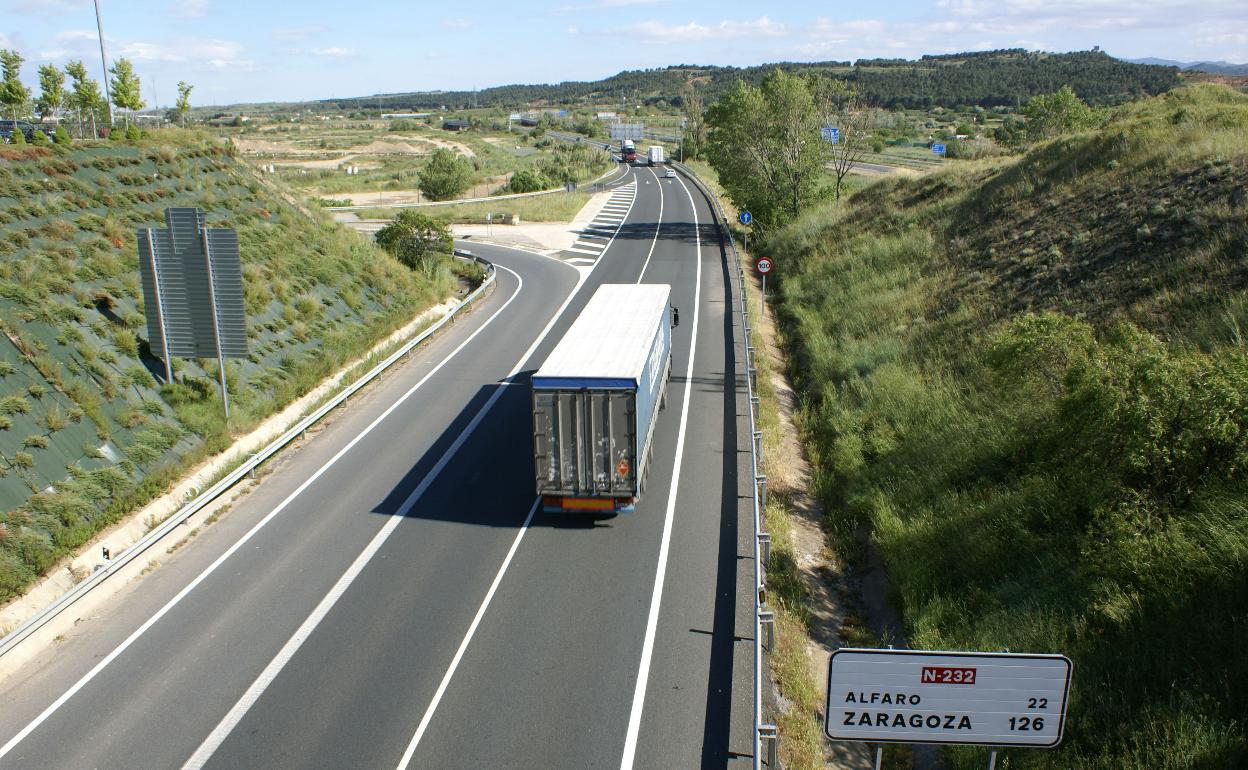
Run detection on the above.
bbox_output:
[671,161,774,768]
[0,254,497,660]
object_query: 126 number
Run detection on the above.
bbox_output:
[1009,716,1046,731]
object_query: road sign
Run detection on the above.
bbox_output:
[138,207,248,416]
[932,143,946,155]
[739,210,753,225]
[821,125,840,144]
[825,649,1072,747]
[755,256,772,275]
[608,123,645,141]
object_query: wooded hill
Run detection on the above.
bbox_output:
[314,50,1180,112]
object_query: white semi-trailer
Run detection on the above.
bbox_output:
[647,145,665,165]
[532,284,675,513]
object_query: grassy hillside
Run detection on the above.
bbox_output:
[762,84,1248,768]
[0,134,452,603]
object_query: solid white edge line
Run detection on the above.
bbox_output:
[0,264,529,764]
[619,171,703,770]
[393,498,539,770]
[635,166,665,281]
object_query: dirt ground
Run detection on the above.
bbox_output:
[234,135,476,170]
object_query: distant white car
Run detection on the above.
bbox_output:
[664,168,677,178]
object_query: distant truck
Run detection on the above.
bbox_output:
[532,284,675,514]
[621,139,637,163]
[647,145,665,166]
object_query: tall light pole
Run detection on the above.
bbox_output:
[94,0,114,127]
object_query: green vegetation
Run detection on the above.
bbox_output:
[108,58,144,128]
[706,70,832,231]
[313,50,1179,113]
[374,211,453,273]
[418,147,475,201]
[759,84,1248,768]
[0,137,453,602]
[0,49,29,123]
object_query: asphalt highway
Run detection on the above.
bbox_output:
[0,163,755,769]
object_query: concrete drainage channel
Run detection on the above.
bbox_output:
[0,254,497,665]
[673,161,776,769]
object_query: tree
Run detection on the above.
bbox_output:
[0,49,30,123]
[418,148,475,201]
[679,79,706,161]
[705,69,829,230]
[175,80,192,127]
[374,210,453,273]
[35,64,65,122]
[65,60,105,138]
[1023,85,1098,140]
[108,58,144,127]
[813,79,872,201]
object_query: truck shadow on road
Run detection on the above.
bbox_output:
[368,374,616,530]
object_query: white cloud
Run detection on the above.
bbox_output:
[272,25,326,41]
[551,0,663,14]
[13,0,88,16]
[167,0,209,19]
[442,18,472,29]
[309,47,358,58]
[624,16,787,43]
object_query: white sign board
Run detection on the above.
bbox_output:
[825,649,1071,747]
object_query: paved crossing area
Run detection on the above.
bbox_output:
[557,179,637,266]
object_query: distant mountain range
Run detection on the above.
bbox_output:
[1123,57,1248,76]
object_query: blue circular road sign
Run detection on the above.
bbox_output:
[739,211,753,225]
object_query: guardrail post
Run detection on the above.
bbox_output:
[753,429,763,463]
[755,473,767,511]
[759,724,779,767]
[758,532,771,566]
[759,608,776,649]
[750,395,760,422]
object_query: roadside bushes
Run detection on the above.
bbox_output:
[504,168,552,194]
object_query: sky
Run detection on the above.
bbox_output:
[3,0,1247,107]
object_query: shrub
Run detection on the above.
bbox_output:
[504,169,552,194]
[23,435,49,449]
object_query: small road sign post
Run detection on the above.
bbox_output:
[755,255,773,310]
[826,648,1072,766]
[822,125,840,144]
[738,210,753,254]
[932,143,946,157]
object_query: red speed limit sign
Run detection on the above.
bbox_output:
[755,256,773,274]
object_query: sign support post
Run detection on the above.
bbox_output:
[144,229,173,383]
[873,745,883,770]
[199,226,230,419]
[987,749,998,769]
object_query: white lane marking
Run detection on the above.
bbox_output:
[392,166,649,763]
[185,248,601,768]
[566,258,597,266]
[0,264,532,765]
[566,246,602,255]
[635,166,665,282]
[577,233,610,241]
[619,171,703,770]
[394,498,539,769]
